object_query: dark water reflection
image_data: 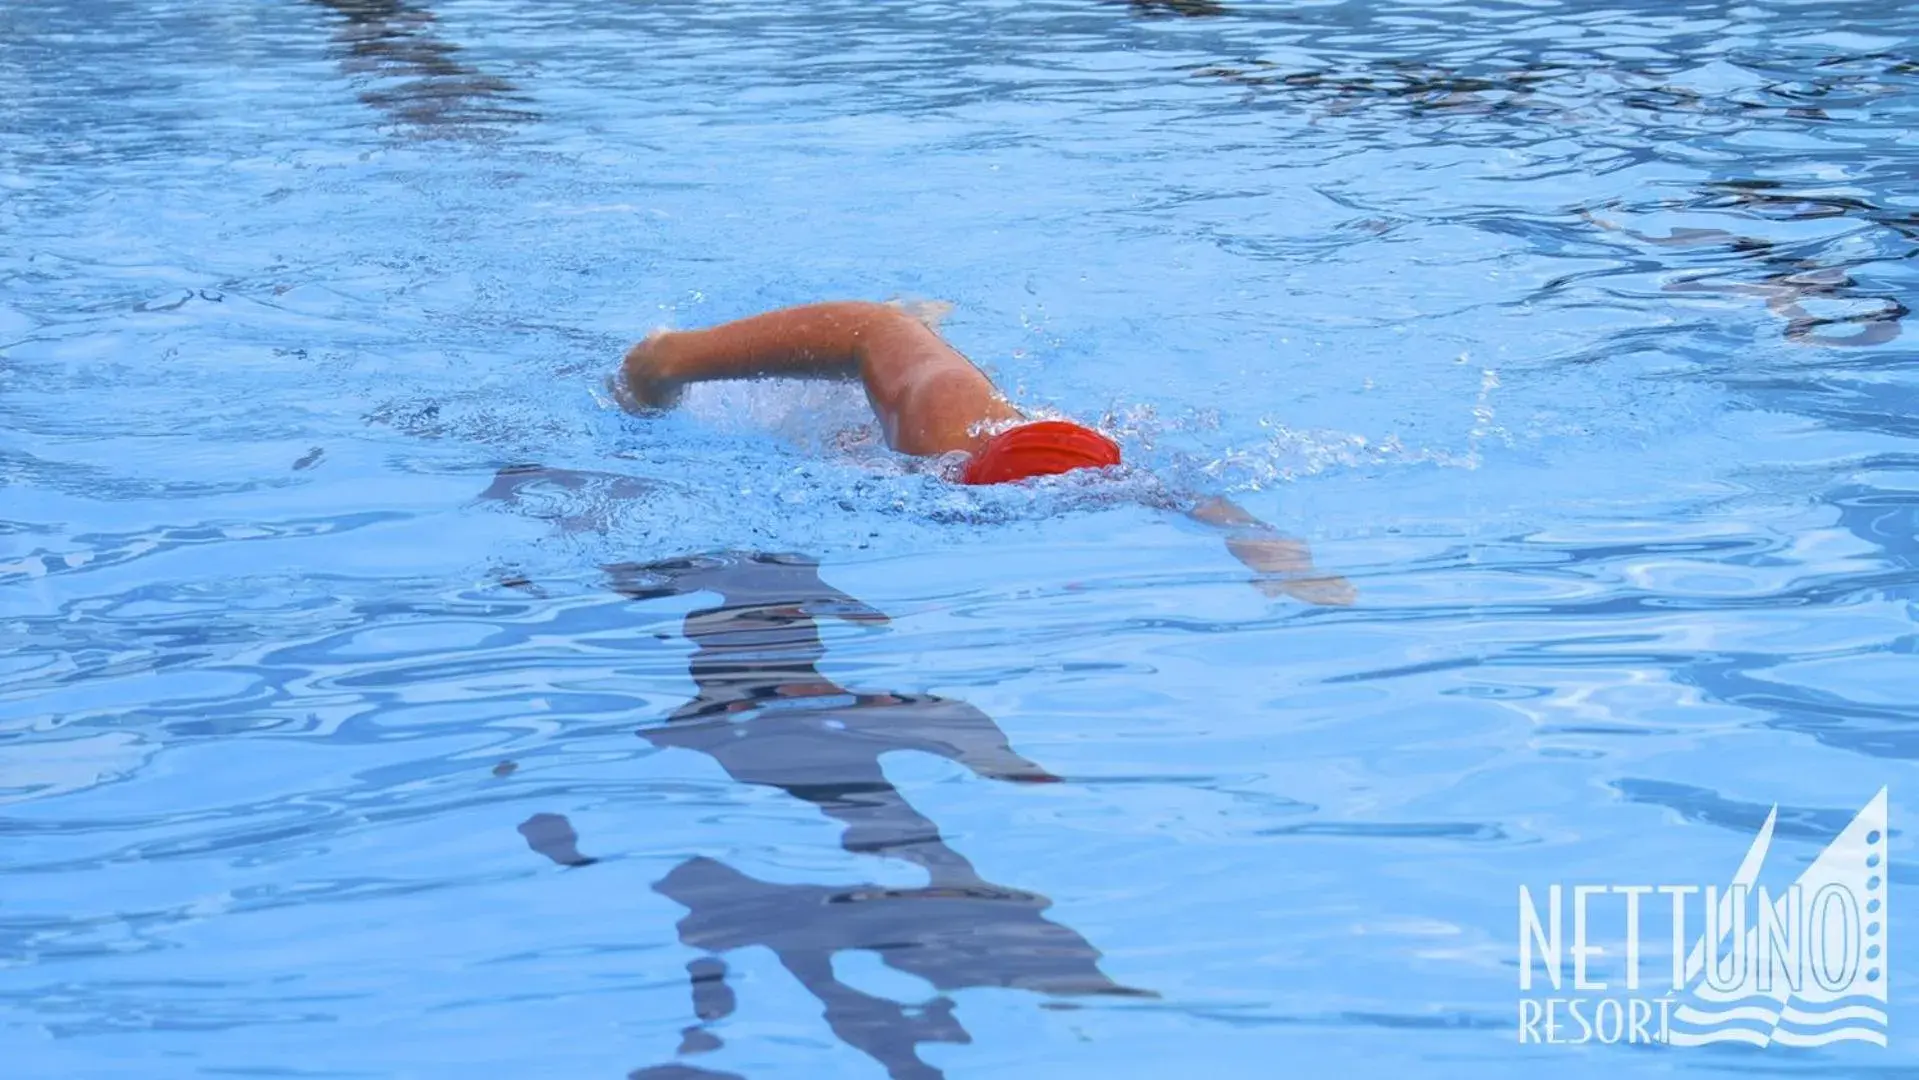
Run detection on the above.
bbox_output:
[307,0,535,131]
[608,554,1070,879]
[520,553,1145,1079]
[1122,0,1230,16]
[1191,55,1915,350]
[1592,180,1914,349]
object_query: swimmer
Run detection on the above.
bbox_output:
[615,301,1354,605]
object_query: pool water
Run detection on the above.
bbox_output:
[3,0,1916,1076]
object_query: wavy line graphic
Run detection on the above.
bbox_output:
[1674,1002,1887,1025]
[1781,1004,1890,1025]
[1672,787,1889,1048]
[1771,1027,1889,1048]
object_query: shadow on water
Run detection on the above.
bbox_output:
[307,0,536,131]
[515,552,1148,1080]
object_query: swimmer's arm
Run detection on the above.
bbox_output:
[617,301,1021,456]
[1188,495,1356,606]
[620,303,878,398]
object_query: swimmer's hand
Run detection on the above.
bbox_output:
[614,330,685,411]
[1227,534,1359,606]
[1190,496,1356,606]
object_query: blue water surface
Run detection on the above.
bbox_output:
[3,0,1917,1076]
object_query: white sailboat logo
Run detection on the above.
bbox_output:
[1668,787,1889,1047]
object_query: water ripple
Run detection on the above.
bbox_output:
[4,0,1917,1074]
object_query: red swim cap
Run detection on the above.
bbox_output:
[959,420,1122,485]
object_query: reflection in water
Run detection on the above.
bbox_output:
[1188,57,1570,118]
[308,0,535,131]
[1611,779,1871,842]
[1587,185,1911,349]
[517,811,598,868]
[607,553,1066,881]
[520,552,1146,1079]
[1187,53,1914,349]
[479,463,659,534]
[1121,0,1230,16]
[639,858,1141,1080]
[1188,49,1917,129]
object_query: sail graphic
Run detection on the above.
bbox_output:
[1668,787,1889,1047]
